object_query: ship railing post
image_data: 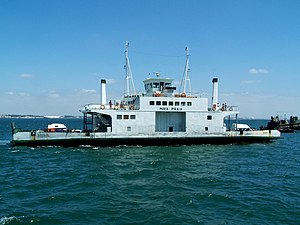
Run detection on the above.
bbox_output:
[83,113,86,131]
[235,114,238,132]
[11,122,16,135]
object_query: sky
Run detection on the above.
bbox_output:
[1,0,300,118]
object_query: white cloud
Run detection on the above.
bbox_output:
[248,68,269,74]
[6,91,30,97]
[20,73,34,78]
[49,91,60,98]
[80,89,97,94]
[107,79,117,84]
[19,92,30,97]
[241,80,256,84]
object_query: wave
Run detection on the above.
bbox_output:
[0,216,22,225]
[0,140,10,146]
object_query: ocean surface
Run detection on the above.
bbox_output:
[0,118,299,225]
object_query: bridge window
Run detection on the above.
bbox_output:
[162,101,167,106]
[117,115,122,119]
[150,101,154,105]
[124,115,129,120]
[130,115,136,119]
[169,101,173,106]
[175,102,179,106]
[181,102,186,106]
[207,115,212,120]
[187,102,192,106]
[156,101,161,106]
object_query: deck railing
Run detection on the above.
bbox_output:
[208,105,238,112]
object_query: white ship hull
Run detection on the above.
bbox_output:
[11,129,280,147]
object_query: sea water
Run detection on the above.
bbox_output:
[0,118,299,224]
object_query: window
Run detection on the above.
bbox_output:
[124,115,129,120]
[162,101,167,106]
[207,115,212,120]
[130,115,136,119]
[205,127,208,131]
[181,102,186,106]
[187,102,192,106]
[127,127,131,131]
[156,101,161,106]
[117,115,122,119]
[169,101,173,106]
[150,101,154,105]
[175,101,179,106]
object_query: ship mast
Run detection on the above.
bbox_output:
[180,47,192,96]
[124,41,136,98]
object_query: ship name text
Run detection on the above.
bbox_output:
[159,107,183,111]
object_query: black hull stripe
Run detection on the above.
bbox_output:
[11,136,278,147]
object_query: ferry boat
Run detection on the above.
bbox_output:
[11,43,280,147]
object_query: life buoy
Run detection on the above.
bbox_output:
[114,105,119,110]
[212,104,217,111]
[100,105,105,110]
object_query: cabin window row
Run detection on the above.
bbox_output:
[117,115,136,120]
[149,101,192,106]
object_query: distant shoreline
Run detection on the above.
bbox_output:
[0,115,82,119]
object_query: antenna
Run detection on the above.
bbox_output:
[154,72,160,77]
[180,47,192,95]
[124,41,136,97]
